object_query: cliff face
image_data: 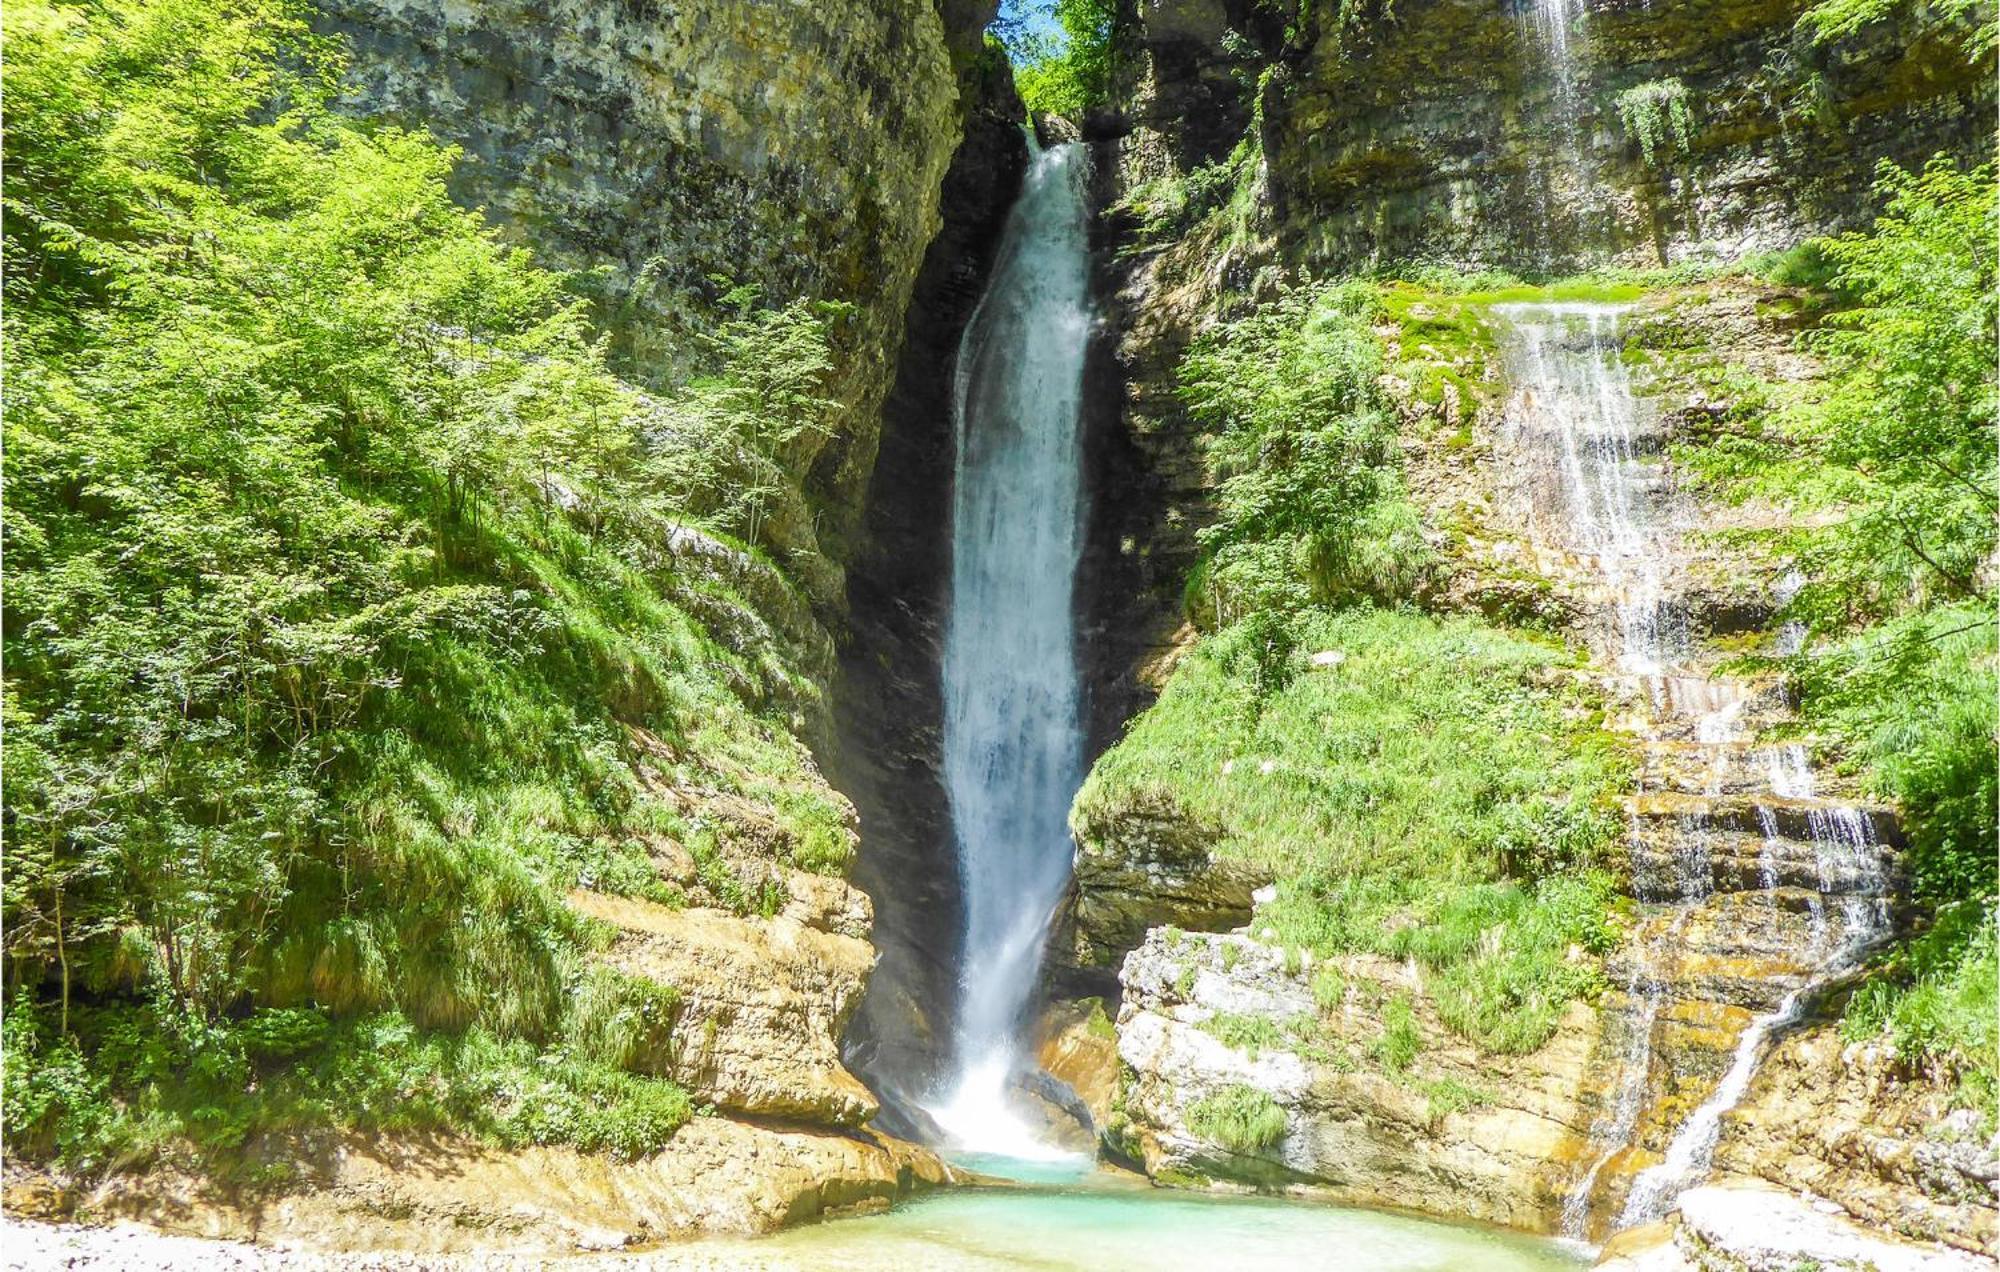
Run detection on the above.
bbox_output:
[1111,0,1993,272]
[1079,0,1994,726]
[1064,7,1995,1247]
[315,0,977,590]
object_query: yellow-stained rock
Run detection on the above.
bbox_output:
[569,890,878,1127]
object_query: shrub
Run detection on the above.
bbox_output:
[1178,281,1436,623]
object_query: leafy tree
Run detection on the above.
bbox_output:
[1791,158,1997,621]
[1176,280,1433,625]
[993,0,1119,118]
[2,0,845,1169]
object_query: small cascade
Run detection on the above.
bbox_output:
[1513,0,1600,265]
[927,135,1094,1159]
[1494,305,1898,1241]
[1526,0,1587,106]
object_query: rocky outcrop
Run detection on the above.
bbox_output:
[314,0,974,588]
[7,1122,949,1254]
[1071,269,1988,1261]
[1065,784,1268,974]
[1595,1182,1995,1271]
[1110,927,1606,1229]
[1118,0,1997,272]
[1715,1025,1998,1255]
[1035,998,1124,1136]
[571,890,878,1126]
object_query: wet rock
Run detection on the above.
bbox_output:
[1713,1027,1999,1256]
[1670,1180,1994,1271]
[1067,787,1270,968]
[1036,998,1124,1135]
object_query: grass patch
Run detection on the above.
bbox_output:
[1372,995,1422,1073]
[1844,903,1997,1120]
[1186,1084,1288,1153]
[1075,608,1626,1056]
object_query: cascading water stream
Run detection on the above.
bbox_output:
[1495,304,1896,1240]
[926,136,1093,1159]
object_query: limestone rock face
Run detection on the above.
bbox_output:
[1066,786,1269,970]
[1111,927,1604,1231]
[1035,999,1124,1135]
[1594,1182,1996,1272]
[314,0,970,579]
[571,889,879,1127]
[1714,1026,1999,1257]
[1270,0,1989,270]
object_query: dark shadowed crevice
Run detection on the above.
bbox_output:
[830,42,1028,1135]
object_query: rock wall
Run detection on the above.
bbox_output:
[1079,0,1995,732]
[1111,0,1995,273]
[314,0,979,592]
[1110,927,1606,1230]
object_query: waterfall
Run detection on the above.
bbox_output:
[1496,304,1895,1239]
[1515,0,1615,267]
[926,136,1093,1158]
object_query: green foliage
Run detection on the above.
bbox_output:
[1199,1011,1305,1059]
[1789,158,1997,619]
[1178,281,1435,623]
[1075,609,1627,1054]
[1,998,692,1173]
[1791,604,1996,906]
[1797,0,1995,57]
[1372,994,1420,1073]
[1614,78,1697,167]
[1,0,850,1169]
[1310,966,1347,1012]
[1115,158,1246,252]
[1843,904,1997,1115]
[993,0,1118,118]
[1185,1084,1289,1153]
[1419,1076,1489,1121]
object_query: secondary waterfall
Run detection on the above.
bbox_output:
[1494,305,1895,1240]
[927,137,1093,1157]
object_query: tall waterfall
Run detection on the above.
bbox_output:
[927,137,1093,1157]
[1495,305,1894,1239]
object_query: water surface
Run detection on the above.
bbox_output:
[692,1183,1588,1270]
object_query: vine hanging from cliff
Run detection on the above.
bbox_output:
[1615,77,1698,168]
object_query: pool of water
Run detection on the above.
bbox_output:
[687,1173,1588,1270]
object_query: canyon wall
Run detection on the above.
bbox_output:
[315,0,997,595]
[1056,1,1996,1258]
